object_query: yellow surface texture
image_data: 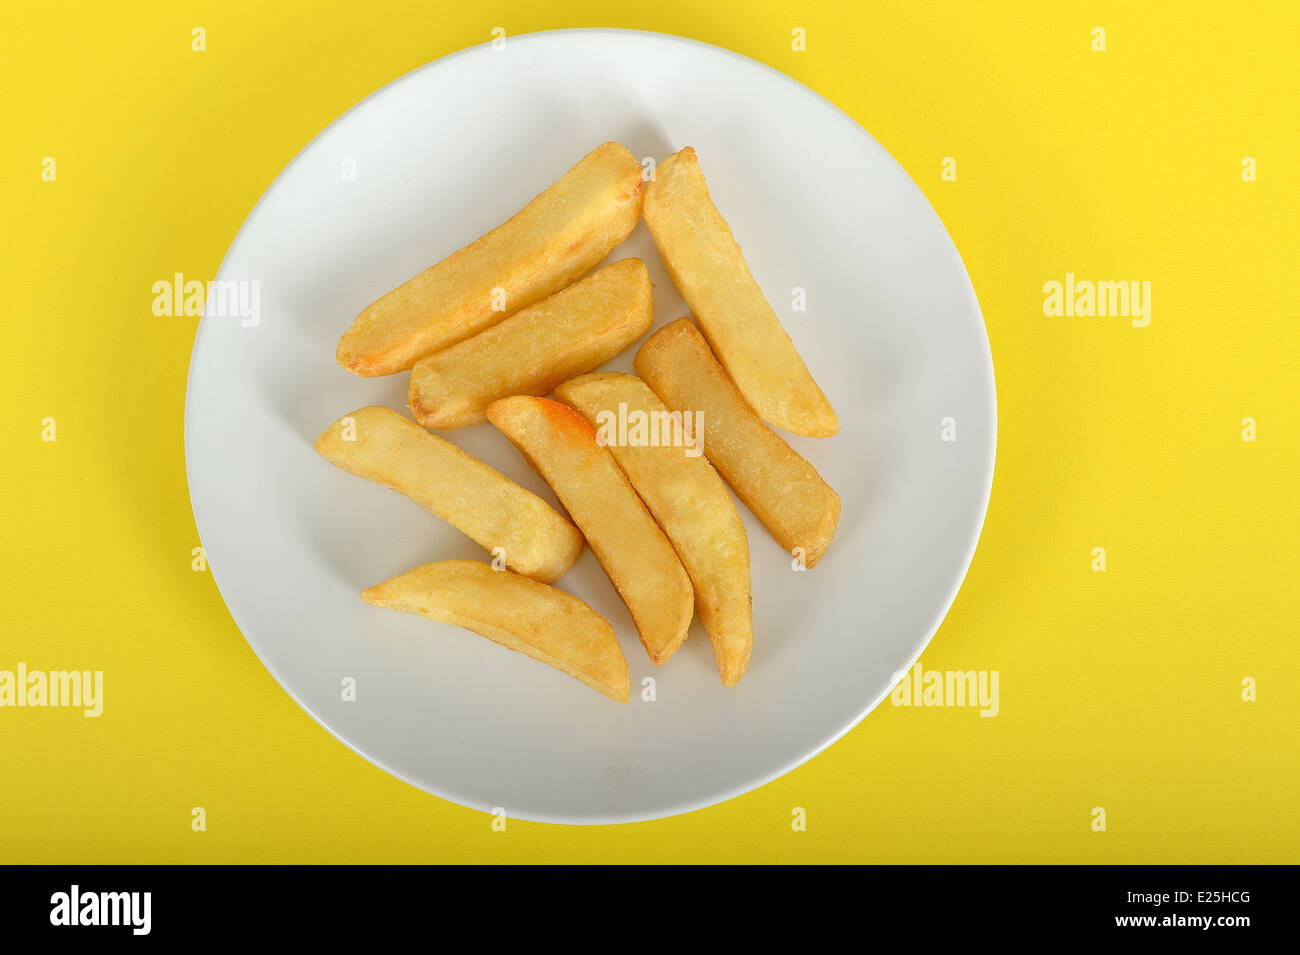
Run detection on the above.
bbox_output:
[1,1,1296,862]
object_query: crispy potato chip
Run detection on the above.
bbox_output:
[643,147,838,437]
[486,396,694,665]
[337,142,645,377]
[556,372,754,685]
[363,560,629,702]
[409,259,653,429]
[635,319,840,568]
[315,406,582,582]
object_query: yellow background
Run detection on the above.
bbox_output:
[2,1,1296,863]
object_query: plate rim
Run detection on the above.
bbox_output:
[183,26,998,825]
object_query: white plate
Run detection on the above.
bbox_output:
[185,28,995,824]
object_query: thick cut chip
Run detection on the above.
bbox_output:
[635,319,840,568]
[643,147,838,437]
[409,259,653,429]
[338,142,645,377]
[315,406,582,583]
[486,396,694,665]
[556,372,754,685]
[362,561,629,702]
